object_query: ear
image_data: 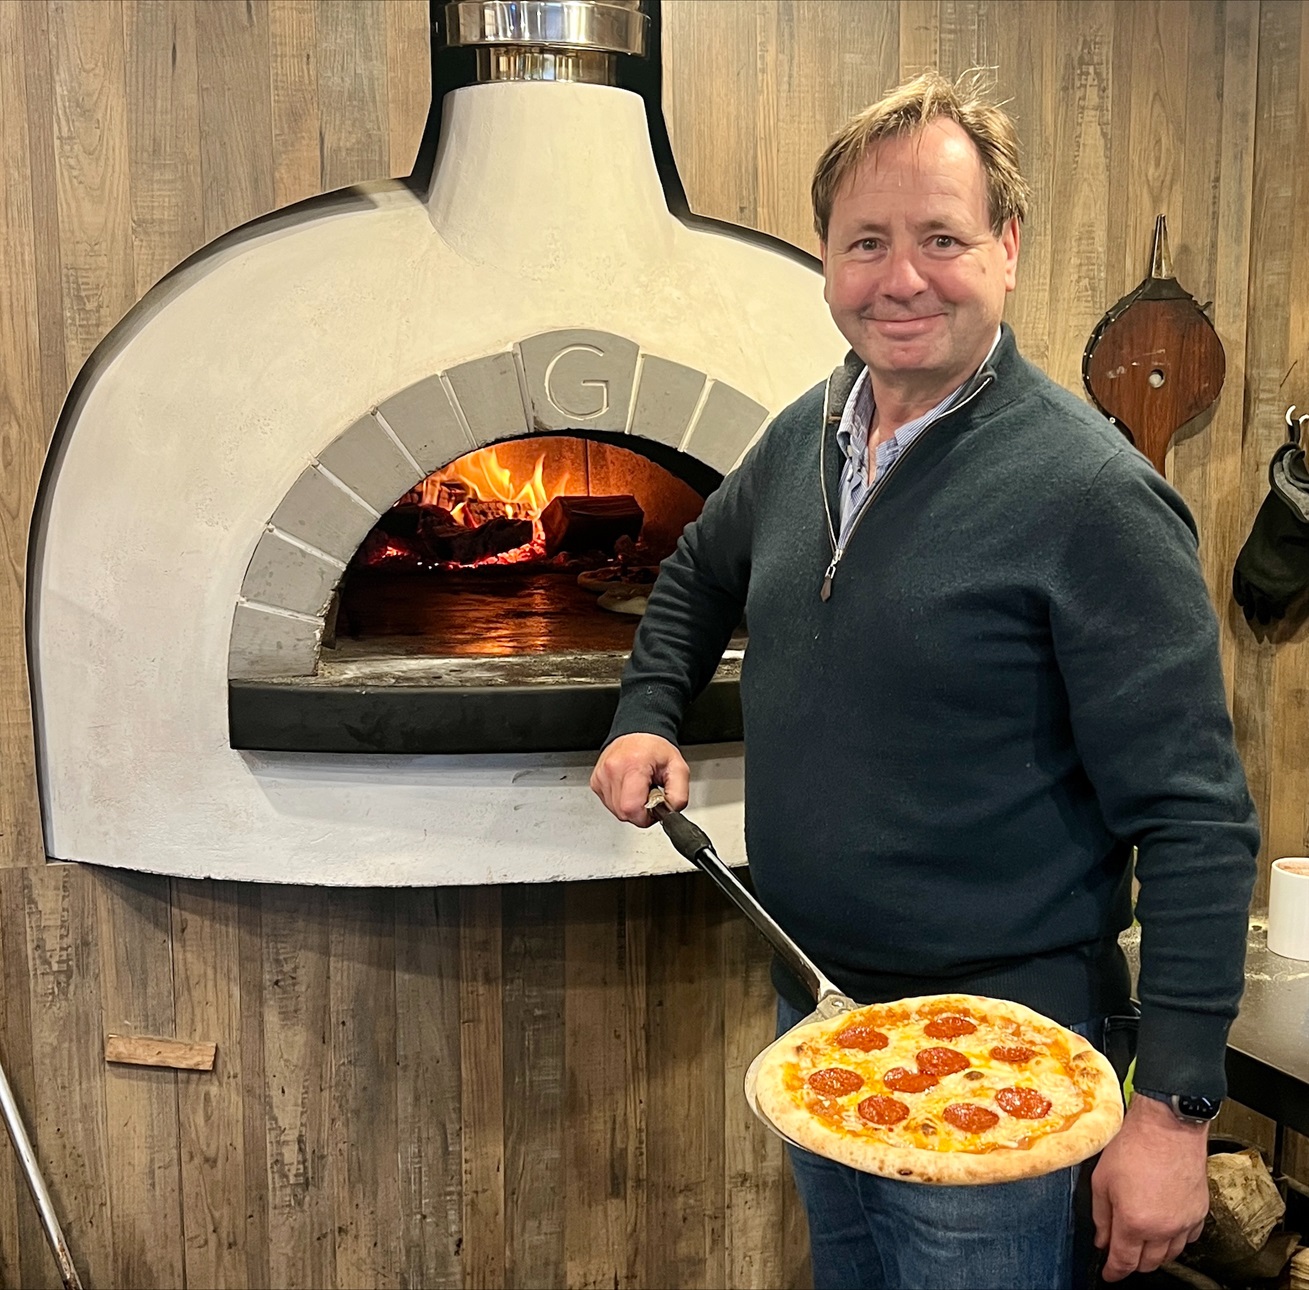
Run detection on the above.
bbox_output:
[820,239,831,302]
[1000,218,1020,292]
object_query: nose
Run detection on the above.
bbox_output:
[880,246,929,298]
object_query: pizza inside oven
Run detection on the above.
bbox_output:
[753,993,1123,1185]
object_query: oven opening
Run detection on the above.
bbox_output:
[227,432,746,755]
[332,432,716,656]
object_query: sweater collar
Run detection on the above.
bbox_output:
[823,323,1018,425]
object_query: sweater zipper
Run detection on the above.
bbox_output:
[819,373,994,601]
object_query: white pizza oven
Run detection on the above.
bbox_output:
[27,0,845,884]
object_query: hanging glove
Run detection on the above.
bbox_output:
[1232,441,1309,625]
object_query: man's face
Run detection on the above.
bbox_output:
[820,119,1020,398]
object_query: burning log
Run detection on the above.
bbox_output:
[461,498,514,527]
[427,516,532,563]
[541,495,643,557]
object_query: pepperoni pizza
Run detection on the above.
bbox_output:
[753,993,1123,1184]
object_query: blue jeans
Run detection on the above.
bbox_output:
[778,998,1103,1290]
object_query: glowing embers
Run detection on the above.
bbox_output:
[358,443,565,569]
[335,435,708,657]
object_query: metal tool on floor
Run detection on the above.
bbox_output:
[0,1050,83,1289]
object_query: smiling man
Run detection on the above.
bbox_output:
[591,72,1257,1289]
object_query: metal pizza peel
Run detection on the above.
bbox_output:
[644,787,858,1149]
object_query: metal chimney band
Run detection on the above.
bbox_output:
[475,48,618,85]
[444,1,648,82]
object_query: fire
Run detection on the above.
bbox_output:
[415,444,571,565]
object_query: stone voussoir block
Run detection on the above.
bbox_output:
[518,329,639,434]
[376,373,476,474]
[316,413,423,514]
[682,381,769,473]
[228,603,321,679]
[629,354,708,450]
[444,351,530,447]
[240,529,342,618]
[269,465,379,564]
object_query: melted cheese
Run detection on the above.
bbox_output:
[785,1003,1092,1154]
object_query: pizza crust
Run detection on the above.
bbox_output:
[752,993,1123,1185]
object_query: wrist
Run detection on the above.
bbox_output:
[1129,1090,1213,1135]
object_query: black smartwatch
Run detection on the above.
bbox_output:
[1134,1088,1222,1125]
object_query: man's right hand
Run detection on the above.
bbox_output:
[590,734,690,826]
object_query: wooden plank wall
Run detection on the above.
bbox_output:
[0,1,1305,1286]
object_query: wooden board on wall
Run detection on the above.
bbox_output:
[1,4,1308,1289]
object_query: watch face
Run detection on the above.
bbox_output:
[1175,1094,1221,1121]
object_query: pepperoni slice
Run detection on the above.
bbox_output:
[883,1066,940,1094]
[924,1015,978,1039]
[943,1103,1000,1133]
[857,1095,910,1126]
[807,1067,865,1097]
[990,1045,1036,1065]
[996,1086,1053,1119]
[835,1024,889,1052]
[916,1046,971,1076]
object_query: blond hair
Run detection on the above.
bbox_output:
[811,70,1030,241]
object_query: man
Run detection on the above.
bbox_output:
[592,72,1257,1289]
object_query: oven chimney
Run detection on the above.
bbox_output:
[444,0,648,86]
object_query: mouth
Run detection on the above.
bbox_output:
[868,314,945,335]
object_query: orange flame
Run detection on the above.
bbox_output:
[417,445,571,564]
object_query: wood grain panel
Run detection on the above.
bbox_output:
[1267,7,1309,869]
[317,0,389,193]
[15,0,70,439]
[1197,0,1258,708]
[0,871,44,1290]
[171,878,252,1290]
[662,0,760,229]
[48,0,135,381]
[236,883,271,1289]
[899,0,940,76]
[562,881,634,1289]
[644,873,721,1290]
[992,1,1056,371]
[394,888,464,1290]
[95,872,184,1289]
[501,884,565,1289]
[261,886,334,1290]
[0,0,46,874]
[124,0,203,296]
[22,866,110,1287]
[1044,0,1114,396]
[196,0,274,240]
[328,889,400,1289]
[267,0,320,209]
[1234,0,1300,906]
[386,0,431,177]
[459,885,505,1290]
[721,898,788,1288]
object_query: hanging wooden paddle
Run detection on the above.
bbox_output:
[1082,215,1226,474]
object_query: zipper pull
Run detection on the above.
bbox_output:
[820,552,840,601]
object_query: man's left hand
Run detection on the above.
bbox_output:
[1091,1093,1210,1281]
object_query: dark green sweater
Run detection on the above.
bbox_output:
[609,326,1258,1101]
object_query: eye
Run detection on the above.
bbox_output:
[853,237,883,253]
[932,235,958,249]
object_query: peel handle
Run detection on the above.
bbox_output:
[645,787,837,1005]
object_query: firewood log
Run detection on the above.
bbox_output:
[540,495,643,556]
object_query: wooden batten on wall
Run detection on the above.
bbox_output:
[0,3,1306,1287]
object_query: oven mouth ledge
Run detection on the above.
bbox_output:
[228,651,743,754]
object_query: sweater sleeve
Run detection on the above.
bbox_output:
[604,432,763,746]
[1049,449,1258,1101]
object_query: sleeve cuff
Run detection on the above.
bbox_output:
[1133,1002,1233,1102]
